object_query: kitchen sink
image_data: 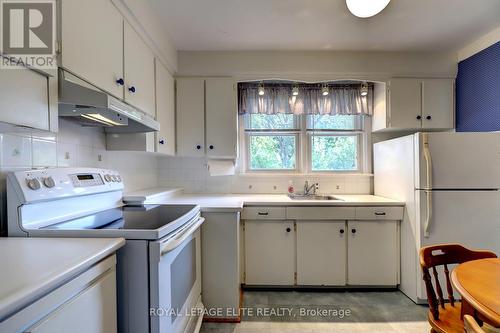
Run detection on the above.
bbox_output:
[288,194,343,201]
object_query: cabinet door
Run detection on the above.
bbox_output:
[244,220,295,285]
[296,221,346,286]
[202,213,240,318]
[25,270,117,333]
[389,79,422,129]
[176,78,205,157]
[205,78,237,158]
[422,79,454,130]
[347,221,399,286]
[0,66,49,130]
[124,22,156,117]
[60,0,123,98]
[155,60,175,155]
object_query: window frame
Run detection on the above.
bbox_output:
[239,114,368,174]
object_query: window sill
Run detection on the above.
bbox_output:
[237,172,374,178]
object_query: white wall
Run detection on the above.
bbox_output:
[457,25,500,62]
[177,50,458,79]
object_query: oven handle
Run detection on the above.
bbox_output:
[160,217,205,256]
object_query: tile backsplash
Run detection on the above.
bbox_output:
[0,119,159,191]
[157,156,373,195]
[0,119,159,234]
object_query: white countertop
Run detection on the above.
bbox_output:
[0,237,125,320]
[124,188,404,212]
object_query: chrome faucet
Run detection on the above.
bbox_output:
[304,181,319,196]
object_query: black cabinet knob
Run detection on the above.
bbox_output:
[196,145,202,150]
[209,145,214,150]
[351,228,357,234]
[416,115,422,120]
[116,78,124,86]
[340,229,345,234]
[426,115,432,120]
[128,86,136,93]
[286,227,291,233]
[159,140,165,145]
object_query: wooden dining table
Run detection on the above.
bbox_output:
[451,258,500,328]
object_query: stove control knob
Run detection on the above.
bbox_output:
[104,174,111,182]
[43,177,56,188]
[111,175,117,182]
[116,176,122,182]
[27,178,41,190]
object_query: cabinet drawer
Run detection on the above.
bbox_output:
[242,207,286,220]
[355,207,404,220]
[287,207,355,220]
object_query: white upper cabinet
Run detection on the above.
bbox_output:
[155,60,176,155]
[0,66,50,131]
[421,79,455,129]
[176,77,237,158]
[176,78,206,157]
[123,22,156,117]
[60,0,124,98]
[205,78,237,158]
[388,79,422,129]
[372,78,455,132]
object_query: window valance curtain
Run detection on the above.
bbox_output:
[238,82,373,116]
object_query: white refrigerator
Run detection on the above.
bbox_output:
[374,132,500,303]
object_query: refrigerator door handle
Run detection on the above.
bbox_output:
[423,133,433,190]
[424,190,433,238]
[423,133,433,237]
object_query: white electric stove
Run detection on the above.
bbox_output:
[6,167,205,333]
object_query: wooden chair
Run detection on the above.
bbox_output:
[464,315,486,333]
[419,244,497,333]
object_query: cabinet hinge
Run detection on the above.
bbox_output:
[294,222,297,232]
[55,41,62,54]
[294,272,297,285]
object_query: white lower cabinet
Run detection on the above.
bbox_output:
[1,256,117,333]
[242,206,402,288]
[296,221,346,286]
[244,220,295,285]
[201,212,240,319]
[25,269,117,333]
[347,220,399,286]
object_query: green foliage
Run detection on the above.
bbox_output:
[311,136,358,171]
[248,114,296,129]
[246,114,359,171]
[250,135,296,170]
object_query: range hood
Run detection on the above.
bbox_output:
[58,69,159,133]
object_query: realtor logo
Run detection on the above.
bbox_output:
[1,0,56,68]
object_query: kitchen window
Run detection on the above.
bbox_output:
[239,81,372,173]
[244,114,300,171]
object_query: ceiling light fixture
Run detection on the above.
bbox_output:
[292,85,299,96]
[346,0,390,18]
[361,82,369,97]
[321,85,329,96]
[258,83,265,96]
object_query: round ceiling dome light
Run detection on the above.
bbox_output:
[346,0,390,18]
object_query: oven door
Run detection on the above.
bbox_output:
[149,216,205,333]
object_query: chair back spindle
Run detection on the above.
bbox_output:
[419,244,497,321]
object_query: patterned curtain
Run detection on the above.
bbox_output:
[238,82,373,116]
